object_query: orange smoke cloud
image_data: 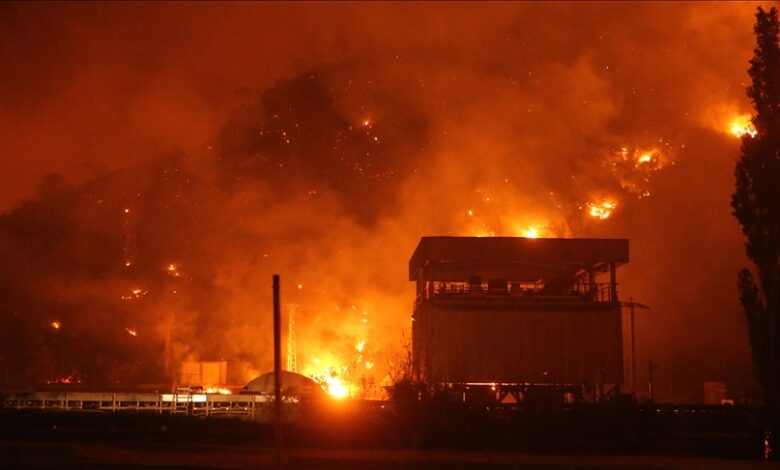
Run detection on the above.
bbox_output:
[0,2,763,402]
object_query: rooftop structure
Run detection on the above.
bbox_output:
[410,237,628,389]
[242,370,322,397]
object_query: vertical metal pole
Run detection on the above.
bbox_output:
[273,275,282,469]
[609,263,617,301]
[588,265,596,300]
[630,300,636,398]
[648,360,654,403]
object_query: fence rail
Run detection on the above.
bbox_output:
[1,391,290,418]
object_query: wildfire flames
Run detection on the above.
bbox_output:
[521,226,540,238]
[587,200,618,220]
[636,153,653,164]
[166,263,181,277]
[301,312,376,400]
[729,114,757,138]
[0,2,762,404]
[323,375,349,399]
[121,287,147,301]
[303,357,354,399]
[46,372,82,385]
[19,65,675,401]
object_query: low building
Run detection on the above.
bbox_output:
[410,236,628,398]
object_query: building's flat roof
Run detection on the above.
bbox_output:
[409,237,629,280]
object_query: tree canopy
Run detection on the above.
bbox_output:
[732,6,780,406]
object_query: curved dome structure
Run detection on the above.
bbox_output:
[242,370,323,397]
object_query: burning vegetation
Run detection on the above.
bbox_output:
[0,2,765,402]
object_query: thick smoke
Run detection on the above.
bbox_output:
[0,2,765,401]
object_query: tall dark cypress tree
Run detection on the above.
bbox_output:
[732,6,780,407]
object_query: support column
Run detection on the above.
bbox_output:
[272,275,283,469]
[609,262,618,301]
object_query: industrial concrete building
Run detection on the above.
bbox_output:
[410,237,628,399]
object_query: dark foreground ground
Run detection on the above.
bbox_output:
[0,401,776,469]
[2,441,777,469]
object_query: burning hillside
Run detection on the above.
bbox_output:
[0,2,764,401]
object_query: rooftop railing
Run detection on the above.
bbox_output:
[421,281,616,303]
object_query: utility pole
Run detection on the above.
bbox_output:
[272,275,283,469]
[620,299,649,398]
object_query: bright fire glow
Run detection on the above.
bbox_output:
[324,375,349,399]
[631,148,661,168]
[204,387,232,395]
[637,153,653,164]
[587,200,617,220]
[303,354,362,399]
[51,321,61,330]
[730,114,757,138]
[298,303,378,400]
[521,226,539,238]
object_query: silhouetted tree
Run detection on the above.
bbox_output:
[732,7,780,406]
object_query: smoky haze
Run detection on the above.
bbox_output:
[0,2,763,401]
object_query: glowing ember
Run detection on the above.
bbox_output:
[50,321,61,330]
[729,114,757,138]
[166,263,181,277]
[46,372,82,385]
[125,327,137,336]
[362,118,371,127]
[297,283,303,290]
[355,340,366,352]
[587,200,617,220]
[365,360,374,370]
[121,287,147,301]
[467,209,473,217]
